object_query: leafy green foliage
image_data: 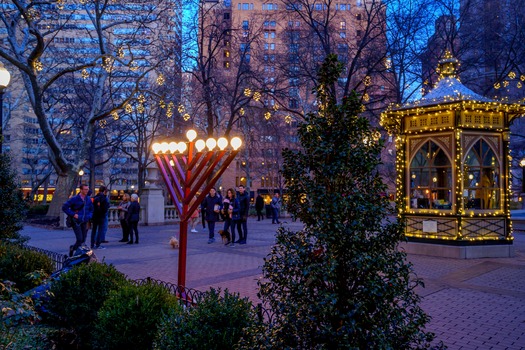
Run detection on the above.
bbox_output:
[0,280,55,350]
[0,154,28,242]
[0,243,54,293]
[245,55,438,349]
[93,282,181,350]
[47,262,130,343]
[154,288,256,350]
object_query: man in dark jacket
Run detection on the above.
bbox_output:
[91,185,110,249]
[62,184,94,257]
[255,194,264,221]
[202,188,222,243]
[236,185,250,244]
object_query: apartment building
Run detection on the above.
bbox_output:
[197,0,393,201]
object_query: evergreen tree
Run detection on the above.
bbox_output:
[0,154,28,241]
[244,55,439,349]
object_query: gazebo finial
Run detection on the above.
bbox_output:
[436,50,459,81]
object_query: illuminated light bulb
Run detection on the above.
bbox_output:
[152,143,162,154]
[206,138,217,151]
[168,142,178,154]
[177,141,187,153]
[195,139,206,152]
[186,129,197,142]
[230,137,242,150]
[217,137,228,150]
[160,142,169,154]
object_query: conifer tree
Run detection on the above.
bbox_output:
[0,154,27,241]
[245,55,439,349]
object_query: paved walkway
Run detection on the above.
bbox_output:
[21,214,525,350]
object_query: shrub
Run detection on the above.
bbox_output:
[0,280,54,349]
[154,288,256,350]
[47,262,130,343]
[242,55,439,349]
[0,243,54,293]
[93,281,181,350]
[0,154,28,242]
[27,204,50,216]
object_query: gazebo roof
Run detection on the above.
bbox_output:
[397,53,494,110]
[383,52,525,114]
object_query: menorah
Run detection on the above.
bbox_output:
[152,130,242,287]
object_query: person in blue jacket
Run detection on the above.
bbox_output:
[62,184,94,257]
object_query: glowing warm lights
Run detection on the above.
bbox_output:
[206,138,217,151]
[217,137,228,150]
[186,129,197,142]
[231,137,242,150]
[152,133,242,155]
[195,139,206,152]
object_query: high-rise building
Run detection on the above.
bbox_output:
[196,0,393,200]
[0,1,182,201]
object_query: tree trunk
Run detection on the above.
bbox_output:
[46,172,77,217]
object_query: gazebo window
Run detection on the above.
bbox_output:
[463,139,500,210]
[409,140,452,209]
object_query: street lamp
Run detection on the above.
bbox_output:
[520,158,525,208]
[152,130,242,288]
[78,169,84,187]
[0,62,11,153]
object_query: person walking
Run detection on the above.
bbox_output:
[221,188,239,246]
[236,185,250,244]
[90,185,110,249]
[190,206,200,233]
[255,194,264,221]
[271,192,281,224]
[62,184,94,257]
[200,200,206,231]
[203,187,222,244]
[117,193,131,242]
[126,193,140,244]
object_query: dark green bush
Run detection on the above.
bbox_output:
[154,288,256,350]
[241,55,438,349]
[27,204,50,215]
[0,243,54,293]
[47,262,130,343]
[0,154,28,242]
[93,281,181,350]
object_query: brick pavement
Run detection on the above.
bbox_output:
[21,216,525,349]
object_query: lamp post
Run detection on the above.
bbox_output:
[78,169,85,189]
[520,158,525,209]
[152,130,242,288]
[0,62,11,154]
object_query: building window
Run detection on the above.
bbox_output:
[409,140,452,210]
[356,13,362,20]
[340,31,346,38]
[356,0,362,6]
[224,13,230,20]
[340,21,346,30]
[463,139,500,210]
[242,20,249,29]
[224,50,230,57]
[224,61,230,68]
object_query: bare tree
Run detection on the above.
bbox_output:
[0,0,178,216]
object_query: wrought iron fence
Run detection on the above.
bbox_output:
[131,277,205,308]
[20,247,275,324]
[23,244,68,271]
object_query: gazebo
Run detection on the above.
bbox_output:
[381,52,525,258]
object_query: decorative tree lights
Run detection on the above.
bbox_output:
[152,130,242,286]
[381,52,525,258]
